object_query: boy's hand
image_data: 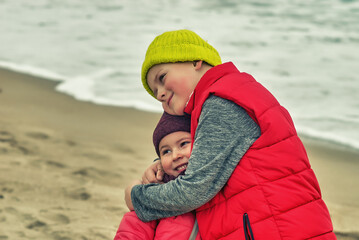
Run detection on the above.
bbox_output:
[142,160,164,184]
[125,179,142,211]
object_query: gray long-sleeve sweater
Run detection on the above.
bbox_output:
[131,95,261,222]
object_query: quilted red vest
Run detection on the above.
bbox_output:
[184,62,336,240]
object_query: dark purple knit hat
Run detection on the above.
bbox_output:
[153,112,191,157]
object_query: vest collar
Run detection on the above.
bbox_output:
[184,62,239,114]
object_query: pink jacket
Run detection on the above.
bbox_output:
[114,211,201,240]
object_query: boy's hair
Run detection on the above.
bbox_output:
[142,29,222,98]
[153,112,191,157]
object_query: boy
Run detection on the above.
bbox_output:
[115,112,200,240]
[127,30,336,239]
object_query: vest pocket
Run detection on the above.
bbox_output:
[243,213,255,240]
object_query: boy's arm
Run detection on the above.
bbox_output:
[131,95,261,222]
[125,179,142,210]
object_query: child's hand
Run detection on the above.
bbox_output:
[141,160,164,184]
[125,179,142,211]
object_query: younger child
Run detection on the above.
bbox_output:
[127,29,336,239]
[114,112,200,240]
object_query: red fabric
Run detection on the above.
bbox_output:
[114,211,201,240]
[184,62,336,240]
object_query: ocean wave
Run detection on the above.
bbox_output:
[0,61,66,82]
[298,125,359,152]
[1,0,358,152]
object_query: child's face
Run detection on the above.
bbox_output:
[159,131,192,177]
[147,62,200,116]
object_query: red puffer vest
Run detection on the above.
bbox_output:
[184,62,336,240]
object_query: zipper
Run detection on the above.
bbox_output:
[243,213,255,240]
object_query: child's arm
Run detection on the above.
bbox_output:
[131,96,261,221]
[125,179,142,210]
[126,160,164,210]
[141,160,164,184]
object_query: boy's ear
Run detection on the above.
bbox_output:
[193,60,203,70]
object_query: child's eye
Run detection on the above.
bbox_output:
[161,149,171,156]
[159,73,166,82]
[180,141,191,147]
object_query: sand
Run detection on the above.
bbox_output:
[0,68,358,239]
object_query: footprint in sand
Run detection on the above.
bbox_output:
[72,167,108,178]
[114,144,135,154]
[26,220,47,229]
[65,140,76,147]
[72,167,122,182]
[26,132,50,140]
[45,160,67,168]
[0,131,14,142]
[0,187,14,200]
[0,131,15,154]
[0,212,5,222]
[82,152,110,161]
[30,159,67,169]
[41,212,70,225]
[0,131,31,155]
[4,207,47,230]
[67,188,91,200]
[1,187,14,193]
[16,145,31,155]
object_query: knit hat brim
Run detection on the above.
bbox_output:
[153,112,191,157]
[141,30,222,98]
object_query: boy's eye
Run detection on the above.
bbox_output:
[159,73,166,82]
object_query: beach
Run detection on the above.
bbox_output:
[1,69,358,239]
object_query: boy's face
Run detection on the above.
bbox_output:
[147,62,201,115]
[159,131,192,177]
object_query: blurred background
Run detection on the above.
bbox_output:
[1,1,359,239]
[1,0,358,152]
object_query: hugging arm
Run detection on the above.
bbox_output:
[141,159,164,184]
[125,179,142,210]
[131,96,261,222]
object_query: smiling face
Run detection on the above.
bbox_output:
[147,62,202,116]
[158,131,192,177]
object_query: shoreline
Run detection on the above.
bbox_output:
[1,68,358,239]
[2,65,358,154]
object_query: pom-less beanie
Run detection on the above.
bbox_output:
[141,29,222,98]
[153,112,191,157]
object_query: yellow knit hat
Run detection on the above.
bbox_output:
[141,29,222,98]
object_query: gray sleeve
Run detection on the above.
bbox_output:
[131,95,261,222]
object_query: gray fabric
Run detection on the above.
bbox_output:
[131,95,261,222]
[188,218,199,240]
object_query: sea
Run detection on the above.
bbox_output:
[1,0,358,151]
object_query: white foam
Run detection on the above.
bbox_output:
[0,61,66,82]
[298,125,359,151]
[55,68,113,101]
[55,68,163,113]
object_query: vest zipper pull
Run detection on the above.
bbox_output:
[243,213,255,240]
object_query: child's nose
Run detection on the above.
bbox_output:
[172,149,183,161]
[156,86,166,100]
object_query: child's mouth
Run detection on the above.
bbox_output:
[167,94,173,106]
[175,163,187,172]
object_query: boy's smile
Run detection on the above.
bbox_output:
[147,62,203,115]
